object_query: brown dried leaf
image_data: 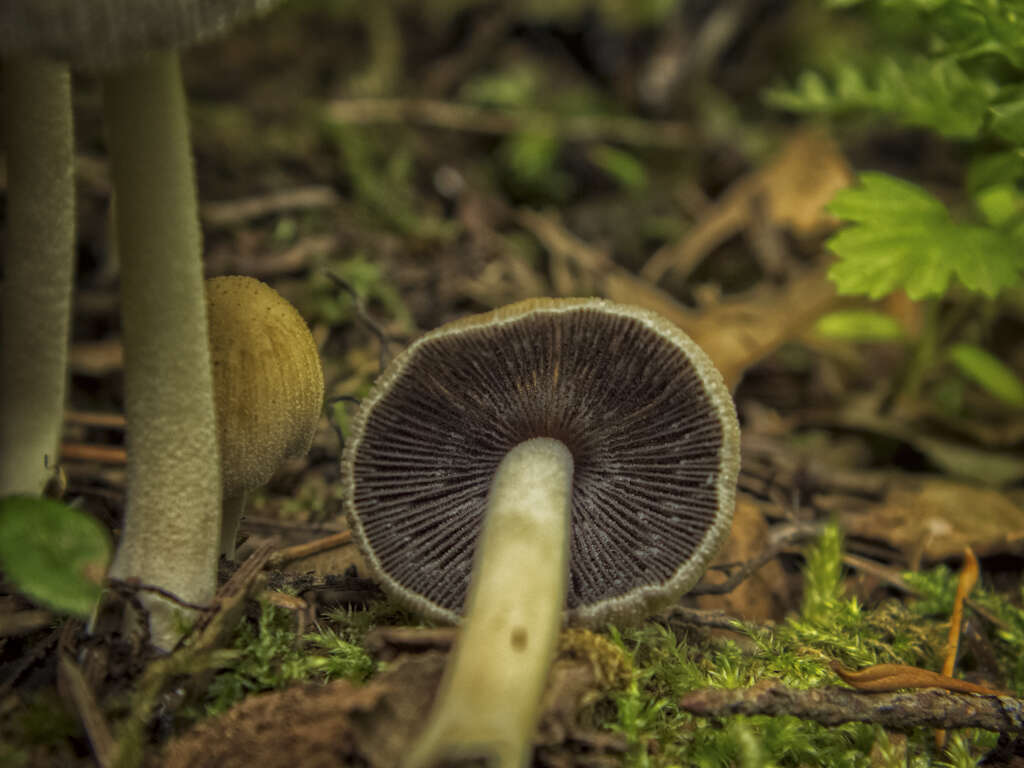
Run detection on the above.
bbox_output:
[839,475,1024,563]
[831,661,1004,696]
[640,127,852,283]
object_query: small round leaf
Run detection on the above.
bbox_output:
[0,496,111,617]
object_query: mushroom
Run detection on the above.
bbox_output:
[1,0,287,648]
[0,59,74,495]
[206,276,325,559]
[342,297,740,767]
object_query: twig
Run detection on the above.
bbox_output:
[324,98,693,148]
[689,521,820,596]
[60,443,127,464]
[113,542,277,768]
[325,394,362,455]
[668,605,754,632]
[937,547,980,747]
[266,531,353,569]
[324,271,395,370]
[106,578,217,615]
[64,410,126,429]
[0,609,53,637]
[200,185,339,228]
[679,681,1024,732]
[0,627,59,699]
[59,653,116,768]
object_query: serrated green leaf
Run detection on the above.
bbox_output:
[948,342,1024,407]
[827,172,1024,299]
[764,57,992,139]
[815,310,906,341]
[990,97,1024,145]
[0,496,110,617]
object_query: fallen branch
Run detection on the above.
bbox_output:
[324,97,692,148]
[679,681,1024,733]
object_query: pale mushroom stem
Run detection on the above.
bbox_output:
[0,57,75,495]
[405,437,573,768]
[103,51,221,650]
[220,491,246,559]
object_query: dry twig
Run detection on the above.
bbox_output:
[680,681,1024,732]
[324,98,692,148]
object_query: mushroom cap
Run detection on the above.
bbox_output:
[206,275,323,499]
[1,0,286,71]
[342,297,740,627]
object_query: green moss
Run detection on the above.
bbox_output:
[598,524,1013,766]
[196,600,375,717]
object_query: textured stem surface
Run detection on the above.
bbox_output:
[406,437,572,768]
[220,491,246,559]
[0,58,75,495]
[103,52,221,650]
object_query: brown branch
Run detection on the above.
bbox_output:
[689,521,820,596]
[679,681,1024,733]
[324,98,693,148]
[59,653,116,768]
[266,531,353,569]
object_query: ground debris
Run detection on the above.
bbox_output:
[679,680,1024,732]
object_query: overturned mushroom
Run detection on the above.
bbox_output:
[206,276,324,559]
[342,297,740,767]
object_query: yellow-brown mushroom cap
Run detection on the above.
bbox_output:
[206,276,324,499]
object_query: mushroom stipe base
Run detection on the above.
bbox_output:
[405,437,572,768]
[343,297,740,767]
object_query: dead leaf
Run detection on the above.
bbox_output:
[516,208,838,389]
[697,496,794,622]
[839,474,1024,563]
[831,661,1004,696]
[640,127,853,283]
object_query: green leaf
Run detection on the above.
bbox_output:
[948,342,1024,408]
[0,496,111,617]
[815,310,906,341]
[764,57,993,139]
[586,144,647,191]
[990,97,1024,145]
[827,171,1024,299]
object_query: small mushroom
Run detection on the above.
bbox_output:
[0,0,288,648]
[206,276,324,559]
[342,297,740,767]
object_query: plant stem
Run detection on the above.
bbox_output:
[405,438,573,768]
[0,57,75,495]
[102,51,221,650]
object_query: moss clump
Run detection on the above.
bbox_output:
[600,523,1015,767]
[197,600,375,717]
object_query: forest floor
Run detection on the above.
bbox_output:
[3,1,1024,766]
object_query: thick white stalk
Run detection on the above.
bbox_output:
[406,437,573,768]
[103,52,221,650]
[0,58,75,495]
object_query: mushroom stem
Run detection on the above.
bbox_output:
[0,57,75,495]
[406,437,573,768]
[220,491,246,560]
[102,51,221,650]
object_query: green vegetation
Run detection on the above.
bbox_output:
[197,600,375,717]
[600,524,1017,767]
[0,495,110,617]
[769,0,1024,411]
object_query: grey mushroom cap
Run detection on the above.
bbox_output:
[0,0,286,70]
[342,297,740,627]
